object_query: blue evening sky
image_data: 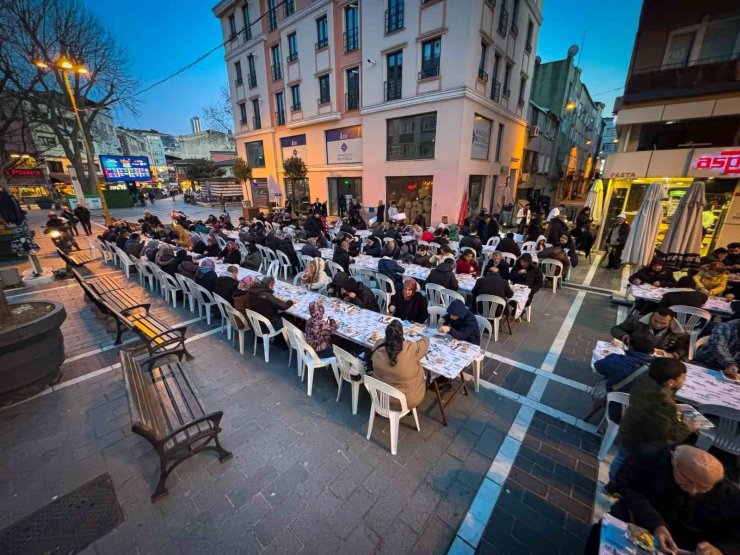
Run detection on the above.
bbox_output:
[83,0,642,135]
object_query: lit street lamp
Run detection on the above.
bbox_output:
[33,58,111,222]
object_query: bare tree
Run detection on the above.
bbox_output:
[202,84,233,135]
[0,0,138,195]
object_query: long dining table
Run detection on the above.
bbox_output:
[627,283,733,317]
[213,262,484,426]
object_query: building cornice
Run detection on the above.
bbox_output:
[286,112,342,129]
[223,35,267,62]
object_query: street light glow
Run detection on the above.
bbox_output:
[57,59,74,70]
[75,66,89,74]
[34,60,48,69]
[565,101,577,111]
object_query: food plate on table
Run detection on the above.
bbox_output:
[677,404,714,430]
[718,371,740,384]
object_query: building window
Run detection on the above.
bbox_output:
[498,1,508,35]
[271,44,282,81]
[246,140,265,167]
[252,178,269,207]
[472,115,492,160]
[346,67,360,111]
[251,99,261,129]
[247,54,257,88]
[48,160,63,172]
[525,20,534,52]
[234,61,243,85]
[503,64,512,97]
[287,32,298,62]
[491,53,502,101]
[385,176,433,226]
[238,102,247,124]
[275,92,285,125]
[386,112,437,160]
[316,15,328,49]
[267,0,277,31]
[518,76,527,106]
[495,123,505,162]
[385,0,404,34]
[419,37,441,79]
[228,14,237,40]
[385,50,403,101]
[511,0,519,35]
[242,4,252,40]
[344,4,359,52]
[478,41,488,81]
[284,0,295,17]
[318,74,331,104]
[290,84,301,111]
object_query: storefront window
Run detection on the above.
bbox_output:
[251,177,269,208]
[386,176,433,225]
[386,113,437,160]
[467,175,486,220]
[328,177,362,217]
[245,141,265,167]
[283,178,310,213]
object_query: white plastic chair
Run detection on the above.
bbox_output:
[105,241,119,265]
[475,294,508,342]
[281,318,304,375]
[670,305,711,349]
[427,306,447,327]
[244,309,283,362]
[474,315,492,392]
[364,375,420,456]
[216,235,227,251]
[114,247,136,279]
[428,242,440,255]
[372,288,388,314]
[374,274,397,308]
[486,236,501,248]
[265,259,279,278]
[192,282,217,325]
[173,274,195,311]
[276,250,293,280]
[521,241,538,254]
[96,239,110,263]
[157,271,181,308]
[500,252,517,267]
[211,293,231,336]
[325,260,344,279]
[688,334,709,361]
[460,246,476,257]
[696,404,740,456]
[333,346,366,415]
[540,258,564,292]
[134,259,156,290]
[597,392,630,461]
[219,299,250,353]
[441,288,465,308]
[144,261,162,292]
[425,283,445,307]
[296,336,339,396]
[298,254,313,271]
[292,271,305,286]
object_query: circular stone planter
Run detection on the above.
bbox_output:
[0,301,67,399]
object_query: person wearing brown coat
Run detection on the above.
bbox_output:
[371,320,429,410]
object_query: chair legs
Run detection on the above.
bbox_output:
[351,381,361,415]
[366,408,376,440]
[597,421,619,461]
[389,413,400,455]
[412,408,420,431]
[237,331,245,355]
[262,336,270,362]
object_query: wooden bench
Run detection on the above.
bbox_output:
[120,350,232,500]
[57,247,96,267]
[86,274,125,296]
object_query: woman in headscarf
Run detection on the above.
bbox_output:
[389,278,428,324]
[693,262,729,296]
[371,320,429,410]
[301,257,331,291]
[144,239,160,262]
[305,300,339,359]
[204,237,220,258]
[154,244,175,268]
[221,239,241,264]
[240,242,262,272]
[194,258,217,291]
[233,275,257,316]
[162,248,191,276]
[447,224,460,242]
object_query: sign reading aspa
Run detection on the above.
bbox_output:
[279,134,307,162]
[325,125,362,164]
[690,148,740,177]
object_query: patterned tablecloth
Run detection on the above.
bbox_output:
[592,341,740,409]
[628,284,732,315]
[215,262,483,379]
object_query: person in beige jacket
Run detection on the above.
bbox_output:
[371,320,429,410]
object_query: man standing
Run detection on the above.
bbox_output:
[311,197,322,214]
[606,213,630,269]
[376,199,385,223]
[148,190,155,205]
[387,201,399,222]
[74,202,92,236]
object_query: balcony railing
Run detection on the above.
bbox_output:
[418,64,440,80]
[315,37,329,50]
[385,5,404,34]
[491,80,501,102]
[235,77,243,86]
[511,22,518,36]
[271,63,282,81]
[525,41,533,54]
[503,86,511,97]
[247,71,257,89]
[345,92,360,111]
[283,0,294,17]
[478,68,488,82]
[287,51,298,63]
[267,9,277,31]
[318,95,331,106]
[253,116,261,129]
[384,78,402,101]
[497,8,508,35]
[291,103,302,112]
[239,118,248,125]
[344,27,359,52]
[275,111,285,125]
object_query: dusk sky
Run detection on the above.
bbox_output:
[84,0,643,135]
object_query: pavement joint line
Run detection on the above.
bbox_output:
[482,351,591,392]
[6,283,77,298]
[582,253,603,285]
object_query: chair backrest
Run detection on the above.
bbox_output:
[363,375,408,416]
[428,242,440,255]
[540,258,563,277]
[427,306,447,327]
[521,241,538,254]
[500,252,517,267]
[160,271,180,290]
[605,391,630,426]
[293,271,305,286]
[174,272,191,293]
[417,240,429,247]
[689,335,710,360]
[276,250,292,269]
[264,247,278,264]
[425,283,445,307]
[298,254,313,271]
[333,345,364,382]
[211,293,231,323]
[475,294,507,320]
[460,246,476,256]
[372,288,388,314]
[192,282,216,305]
[295,334,323,365]
[475,315,493,350]
[441,288,465,308]
[266,259,279,278]
[669,305,712,334]
[282,317,304,349]
[374,273,396,296]
[325,260,344,279]
[133,258,149,276]
[486,236,501,248]
[244,308,278,336]
[697,404,740,454]
[216,235,227,250]
[115,246,133,266]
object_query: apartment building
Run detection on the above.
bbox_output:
[213,0,542,224]
[600,0,740,251]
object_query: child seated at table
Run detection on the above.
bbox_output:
[301,257,331,291]
[594,333,654,394]
[305,300,339,359]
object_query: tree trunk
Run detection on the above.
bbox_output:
[0,276,10,324]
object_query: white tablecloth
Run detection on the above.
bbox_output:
[628,284,731,315]
[592,341,740,409]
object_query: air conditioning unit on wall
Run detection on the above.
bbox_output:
[529,126,540,138]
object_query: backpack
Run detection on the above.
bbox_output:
[591,364,649,400]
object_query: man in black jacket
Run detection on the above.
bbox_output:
[331,272,379,312]
[364,236,382,257]
[497,232,521,258]
[483,251,510,280]
[459,226,483,256]
[471,266,513,316]
[304,213,323,236]
[586,444,739,555]
[247,276,294,327]
[333,240,353,273]
[427,257,458,291]
[658,276,708,310]
[376,200,385,223]
[213,266,240,305]
[510,254,543,306]
[606,214,631,269]
[73,203,92,235]
[301,237,322,259]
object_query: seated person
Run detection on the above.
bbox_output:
[629,257,676,288]
[371,320,429,410]
[305,300,339,359]
[378,257,405,292]
[539,239,570,274]
[221,240,242,265]
[611,306,689,360]
[381,239,401,260]
[413,244,433,267]
[247,276,294,328]
[204,237,221,258]
[438,300,480,345]
[483,251,510,280]
[332,240,353,273]
[587,445,739,555]
[594,333,654,394]
[154,244,175,270]
[143,239,159,262]
[471,265,513,316]
[456,250,480,277]
[700,246,728,266]
[177,256,200,280]
[510,254,543,306]
[194,258,218,291]
[331,272,380,312]
[693,262,729,297]
[300,236,322,259]
[241,243,261,272]
[459,226,483,256]
[421,227,435,242]
[658,276,708,310]
[277,233,301,271]
[431,228,449,247]
[213,265,239,305]
[497,232,521,258]
[301,257,331,291]
[232,276,257,315]
[426,255,458,291]
[163,249,191,276]
[389,278,428,324]
[364,236,382,257]
[694,319,739,381]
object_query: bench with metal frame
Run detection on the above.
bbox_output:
[57,247,96,267]
[120,350,232,501]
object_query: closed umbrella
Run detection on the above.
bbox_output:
[658,180,706,270]
[620,182,666,267]
[584,179,604,224]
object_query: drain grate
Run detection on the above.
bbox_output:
[0,473,124,554]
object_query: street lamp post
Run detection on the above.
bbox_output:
[34,58,111,223]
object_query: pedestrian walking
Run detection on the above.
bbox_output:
[61,206,79,236]
[148,190,155,205]
[73,202,92,235]
[170,188,177,201]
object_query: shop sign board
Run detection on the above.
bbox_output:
[325,125,362,164]
[689,148,740,177]
[279,134,307,162]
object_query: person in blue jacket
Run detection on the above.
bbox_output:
[594,333,655,393]
[439,300,480,345]
[378,257,405,292]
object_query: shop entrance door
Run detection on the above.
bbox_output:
[328,177,362,217]
[467,175,486,221]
